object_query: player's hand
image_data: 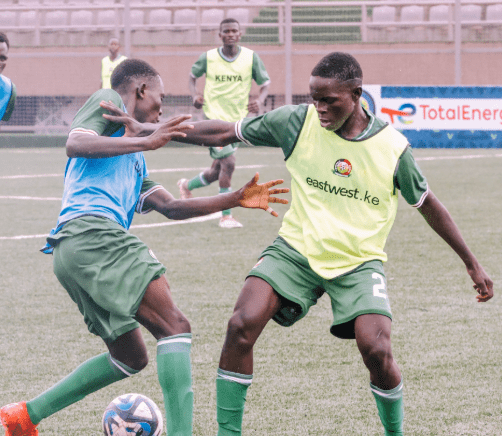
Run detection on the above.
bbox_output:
[466,263,494,302]
[247,99,260,114]
[143,115,194,150]
[193,95,204,109]
[100,100,144,137]
[237,172,289,217]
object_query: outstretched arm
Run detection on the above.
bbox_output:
[100,99,237,147]
[418,189,493,302]
[67,114,193,158]
[144,173,289,220]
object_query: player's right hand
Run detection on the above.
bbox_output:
[143,115,194,150]
[193,95,204,109]
[238,172,289,217]
[100,100,144,137]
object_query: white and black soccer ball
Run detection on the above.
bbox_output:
[102,393,163,436]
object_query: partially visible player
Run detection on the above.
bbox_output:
[165,52,492,435]
[101,37,127,89]
[0,58,288,436]
[0,32,16,122]
[178,18,271,228]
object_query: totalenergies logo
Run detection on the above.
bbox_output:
[381,103,416,124]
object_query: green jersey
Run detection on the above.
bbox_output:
[236,104,428,279]
[191,46,270,122]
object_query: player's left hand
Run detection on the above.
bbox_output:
[467,263,494,302]
[100,100,145,137]
[238,172,289,217]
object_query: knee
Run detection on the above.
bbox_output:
[115,351,149,372]
[359,338,393,372]
[222,158,236,174]
[226,312,258,352]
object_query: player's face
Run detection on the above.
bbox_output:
[0,42,9,75]
[108,39,120,56]
[135,75,165,124]
[219,23,241,46]
[309,75,360,132]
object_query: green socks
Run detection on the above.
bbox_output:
[157,333,194,436]
[187,173,209,191]
[216,368,253,436]
[371,379,404,436]
[26,352,137,425]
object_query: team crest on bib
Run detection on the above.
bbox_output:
[333,159,352,177]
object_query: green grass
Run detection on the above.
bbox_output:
[0,147,500,435]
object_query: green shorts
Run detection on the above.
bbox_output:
[209,143,239,160]
[50,216,166,342]
[247,237,392,339]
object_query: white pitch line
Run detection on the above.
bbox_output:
[0,164,269,180]
[0,212,222,241]
[0,196,61,201]
[415,153,502,161]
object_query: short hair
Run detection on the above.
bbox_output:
[111,58,159,90]
[0,32,10,49]
[311,52,363,82]
[220,18,239,30]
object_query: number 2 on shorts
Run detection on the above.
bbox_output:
[372,272,387,299]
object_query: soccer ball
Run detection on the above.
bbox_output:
[102,393,163,436]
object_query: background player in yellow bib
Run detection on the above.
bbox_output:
[171,52,494,435]
[178,18,271,229]
[100,37,127,89]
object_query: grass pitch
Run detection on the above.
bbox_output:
[0,146,500,435]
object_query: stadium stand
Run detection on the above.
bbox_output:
[172,8,197,45]
[399,5,425,42]
[485,3,502,41]
[367,5,396,43]
[460,4,483,42]
[427,4,450,42]
[1,1,501,47]
[201,8,225,44]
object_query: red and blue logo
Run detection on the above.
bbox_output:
[381,103,416,124]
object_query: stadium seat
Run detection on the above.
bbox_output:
[41,9,68,46]
[226,8,250,24]
[68,9,93,46]
[172,8,197,44]
[427,5,450,42]
[460,4,482,41]
[136,8,173,46]
[367,6,396,43]
[201,8,224,44]
[0,11,16,28]
[399,5,425,42]
[485,4,502,41]
[13,10,39,47]
[90,9,121,46]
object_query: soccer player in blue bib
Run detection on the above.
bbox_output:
[134,52,492,435]
[0,58,288,436]
[0,32,16,123]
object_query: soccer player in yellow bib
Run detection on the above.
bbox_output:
[173,52,494,435]
[101,37,127,89]
[178,18,271,229]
